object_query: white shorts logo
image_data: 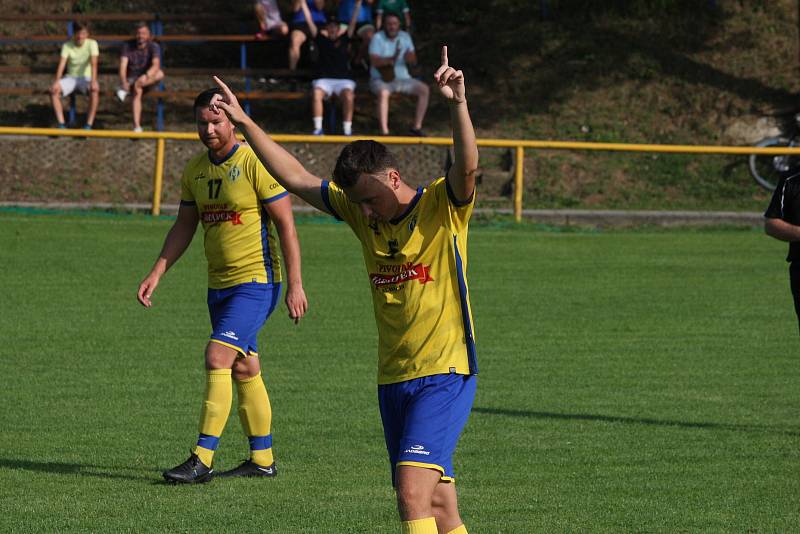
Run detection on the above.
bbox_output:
[403,444,431,456]
[220,330,239,341]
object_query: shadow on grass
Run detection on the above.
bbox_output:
[0,458,157,482]
[473,407,800,436]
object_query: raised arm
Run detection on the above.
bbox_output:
[265,195,308,324]
[137,204,199,307]
[300,0,318,38]
[211,76,330,214]
[346,0,362,38]
[434,45,479,203]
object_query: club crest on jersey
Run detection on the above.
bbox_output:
[194,172,206,181]
[408,215,417,232]
[228,166,241,182]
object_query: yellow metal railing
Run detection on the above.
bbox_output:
[2,126,798,220]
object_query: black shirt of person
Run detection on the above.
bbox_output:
[315,33,351,80]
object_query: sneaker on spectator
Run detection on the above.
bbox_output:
[408,127,426,137]
[133,126,143,133]
[116,89,128,102]
[312,128,324,136]
[83,124,93,130]
[57,123,67,129]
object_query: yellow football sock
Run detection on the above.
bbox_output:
[236,372,274,466]
[446,525,468,534]
[193,368,232,467]
[401,517,438,534]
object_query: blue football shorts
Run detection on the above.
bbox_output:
[378,373,477,485]
[207,282,282,357]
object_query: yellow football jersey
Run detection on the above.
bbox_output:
[322,177,477,385]
[180,144,287,289]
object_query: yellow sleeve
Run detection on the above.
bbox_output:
[434,177,475,232]
[321,180,360,227]
[247,150,288,204]
[60,42,69,58]
[89,39,99,57]
[180,164,196,205]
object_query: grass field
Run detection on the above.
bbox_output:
[1,211,798,532]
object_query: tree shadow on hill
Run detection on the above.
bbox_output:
[414,1,797,129]
[0,457,156,482]
[473,407,800,437]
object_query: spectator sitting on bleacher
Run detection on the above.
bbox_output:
[288,0,327,71]
[368,12,427,136]
[49,21,100,130]
[375,0,411,32]
[254,0,289,40]
[302,1,362,136]
[337,0,375,71]
[117,22,165,133]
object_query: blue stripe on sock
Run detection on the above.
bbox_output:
[196,433,221,450]
[249,434,273,450]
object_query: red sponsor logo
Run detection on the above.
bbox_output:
[202,210,242,225]
[369,263,434,287]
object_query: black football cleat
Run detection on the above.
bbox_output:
[162,453,214,484]
[218,460,277,478]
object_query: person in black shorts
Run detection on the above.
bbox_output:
[764,170,800,331]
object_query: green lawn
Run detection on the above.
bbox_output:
[1,212,798,532]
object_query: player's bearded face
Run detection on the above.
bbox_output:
[196,107,235,151]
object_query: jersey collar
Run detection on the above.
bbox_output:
[208,143,240,165]
[390,187,423,225]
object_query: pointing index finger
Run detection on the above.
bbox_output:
[441,45,448,67]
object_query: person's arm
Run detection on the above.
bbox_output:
[346,0,362,38]
[52,56,68,92]
[403,36,416,67]
[434,45,478,203]
[119,55,129,90]
[137,205,199,307]
[765,217,800,242]
[90,51,99,91]
[300,0,318,38]
[210,76,329,213]
[265,195,308,324]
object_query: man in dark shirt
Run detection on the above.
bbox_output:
[764,169,800,331]
[301,1,362,136]
[117,22,165,132]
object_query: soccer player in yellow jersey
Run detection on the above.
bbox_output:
[136,88,308,484]
[211,45,477,533]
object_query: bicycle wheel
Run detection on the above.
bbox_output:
[749,137,796,191]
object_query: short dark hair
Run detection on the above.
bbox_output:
[73,21,90,33]
[134,21,149,31]
[332,140,399,188]
[383,12,401,22]
[193,88,224,112]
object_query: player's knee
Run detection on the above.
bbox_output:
[232,356,260,380]
[395,480,427,512]
[342,90,354,103]
[379,89,391,100]
[50,86,61,96]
